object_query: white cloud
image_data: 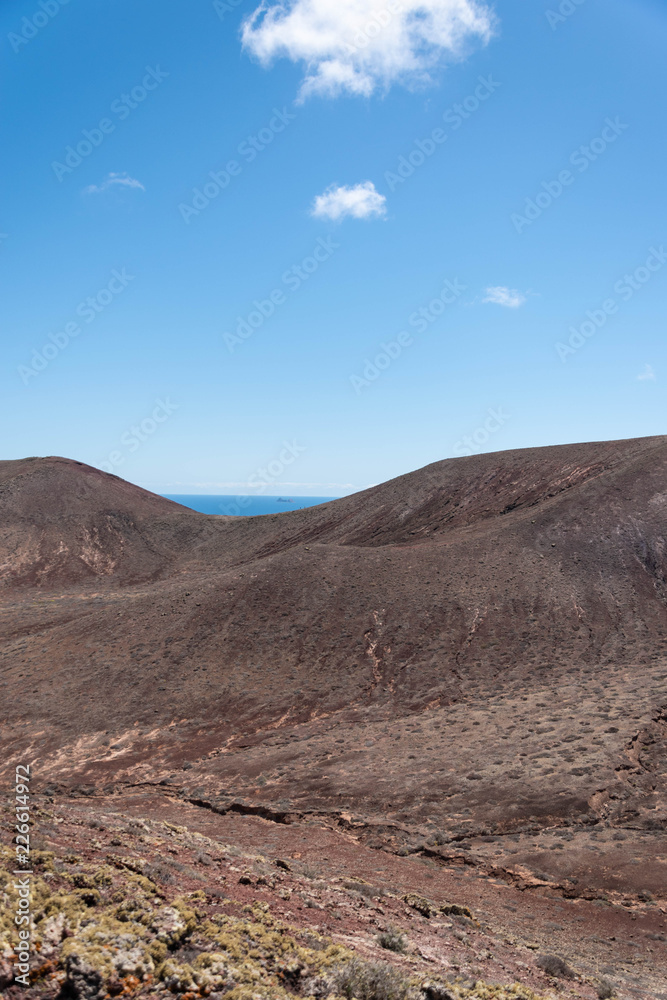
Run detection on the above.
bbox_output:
[637,364,656,381]
[242,0,495,100]
[483,286,526,309]
[84,172,145,195]
[311,181,387,221]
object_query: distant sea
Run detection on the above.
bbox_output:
[162,495,338,517]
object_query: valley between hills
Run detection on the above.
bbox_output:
[1,437,666,999]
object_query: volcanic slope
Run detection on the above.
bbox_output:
[1,439,666,948]
[2,437,667,673]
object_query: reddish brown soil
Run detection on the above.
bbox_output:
[3,793,666,1000]
[1,439,666,996]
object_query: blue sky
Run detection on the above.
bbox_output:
[2,0,665,495]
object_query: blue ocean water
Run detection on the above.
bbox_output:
[162,495,338,517]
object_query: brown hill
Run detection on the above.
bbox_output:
[0,456,218,587]
[2,437,667,674]
[2,437,667,727]
[1,437,666,987]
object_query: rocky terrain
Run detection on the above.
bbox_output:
[0,795,658,1000]
[1,437,666,998]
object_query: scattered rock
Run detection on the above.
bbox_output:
[403,893,437,917]
[422,983,457,1000]
[149,906,189,945]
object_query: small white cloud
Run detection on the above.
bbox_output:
[637,364,656,381]
[242,0,495,100]
[84,172,145,195]
[482,286,526,309]
[311,181,387,221]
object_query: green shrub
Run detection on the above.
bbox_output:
[536,953,575,979]
[377,927,407,953]
[329,958,411,1000]
[344,880,383,899]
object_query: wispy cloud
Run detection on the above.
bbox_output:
[242,0,495,100]
[637,364,656,381]
[84,172,145,195]
[311,181,387,222]
[483,286,526,309]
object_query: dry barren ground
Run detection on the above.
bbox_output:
[2,793,665,1000]
[1,442,667,997]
